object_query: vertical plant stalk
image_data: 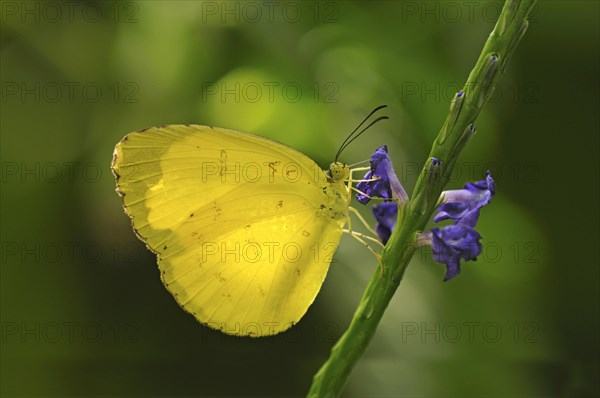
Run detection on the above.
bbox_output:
[307,0,537,396]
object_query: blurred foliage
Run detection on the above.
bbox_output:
[1,1,598,397]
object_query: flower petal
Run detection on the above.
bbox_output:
[434,171,495,227]
[355,171,373,204]
[371,202,398,244]
[431,224,482,281]
[443,258,461,282]
[355,145,407,204]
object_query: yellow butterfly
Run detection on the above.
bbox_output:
[111,108,387,337]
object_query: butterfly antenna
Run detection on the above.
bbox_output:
[337,116,389,159]
[335,105,388,162]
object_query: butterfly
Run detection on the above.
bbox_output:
[111,107,388,337]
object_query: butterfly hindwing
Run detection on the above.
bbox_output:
[112,125,348,336]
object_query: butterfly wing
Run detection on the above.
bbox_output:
[112,125,347,336]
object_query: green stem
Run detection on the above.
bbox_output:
[307,0,537,396]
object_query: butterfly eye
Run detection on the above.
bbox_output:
[328,162,349,182]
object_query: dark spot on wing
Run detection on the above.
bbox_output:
[212,202,222,221]
[276,200,283,209]
[267,161,281,175]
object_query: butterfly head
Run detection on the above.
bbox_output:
[327,162,350,183]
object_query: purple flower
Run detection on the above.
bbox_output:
[371,202,398,245]
[356,145,407,205]
[430,225,482,281]
[355,146,494,282]
[434,171,495,228]
[418,171,495,280]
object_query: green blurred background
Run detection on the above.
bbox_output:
[1,1,598,396]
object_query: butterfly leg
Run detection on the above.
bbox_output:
[342,229,385,275]
[343,229,382,260]
[349,175,388,203]
[349,166,371,173]
[346,167,385,201]
[348,206,380,239]
[347,167,378,185]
